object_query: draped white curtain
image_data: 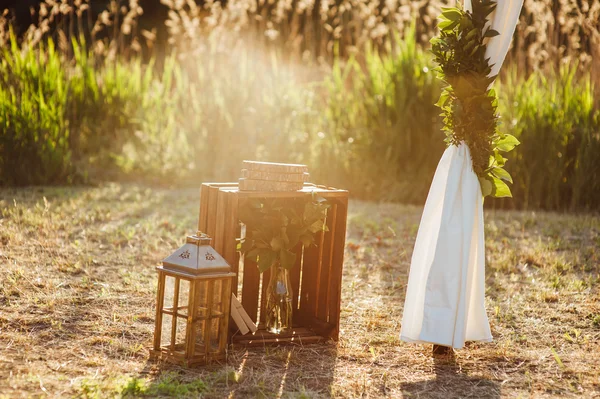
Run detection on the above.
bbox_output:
[400,0,523,349]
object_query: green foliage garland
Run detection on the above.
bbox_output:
[239,195,329,273]
[431,0,519,198]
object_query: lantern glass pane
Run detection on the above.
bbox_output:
[209,318,220,352]
[178,279,190,316]
[212,279,223,316]
[195,280,209,319]
[161,314,173,347]
[195,320,206,351]
[175,316,187,350]
[163,276,176,310]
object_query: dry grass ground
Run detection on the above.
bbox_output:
[0,184,599,398]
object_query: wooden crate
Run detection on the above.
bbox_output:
[197,182,348,345]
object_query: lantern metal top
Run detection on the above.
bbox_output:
[162,232,231,276]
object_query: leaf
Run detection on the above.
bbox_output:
[490,176,512,198]
[280,249,296,270]
[246,247,262,260]
[441,9,462,21]
[270,236,284,251]
[495,152,507,167]
[484,29,500,38]
[479,177,493,197]
[435,91,450,108]
[491,167,513,184]
[308,220,325,234]
[300,233,315,247]
[438,19,459,31]
[257,250,276,273]
[496,134,520,152]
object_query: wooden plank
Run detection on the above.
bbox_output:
[299,230,323,322]
[239,178,304,192]
[231,327,325,347]
[259,268,271,324]
[206,185,220,238]
[316,204,336,322]
[232,327,317,341]
[235,186,348,199]
[170,277,180,350]
[153,272,166,351]
[290,243,303,313]
[223,191,239,295]
[184,282,197,358]
[213,189,228,254]
[328,196,348,340]
[203,280,214,356]
[198,184,210,233]
[218,278,232,354]
[241,257,260,324]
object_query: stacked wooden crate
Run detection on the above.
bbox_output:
[239,161,310,191]
[198,181,349,346]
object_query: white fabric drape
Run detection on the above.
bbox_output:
[400,0,523,349]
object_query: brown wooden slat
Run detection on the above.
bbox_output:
[198,184,210,233]
[170,277,180,350]
[223,192,239,295]
[316,204,336,322]
[184,282,197,358]
[203,280,214,356]
[232,327,319,342]
[213,189,228,254]
[290,243,303,312]
[206,185,220,238]
[259,268,271,324]
[299,230,323,321]
[328,197,348,340]
[219,278,232,354]
[241,257,260,323]
[153,272,166,351]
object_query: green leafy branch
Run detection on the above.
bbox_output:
[238,195,329,273]
[431,0,519,197]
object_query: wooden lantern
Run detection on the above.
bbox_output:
[151,232,235,366]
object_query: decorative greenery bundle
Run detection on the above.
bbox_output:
[239,195,329,273]
[431,0,519,197]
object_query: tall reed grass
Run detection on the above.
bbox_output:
[499,67,600,211]
[0,0,598,210]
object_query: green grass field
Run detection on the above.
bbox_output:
[0,185,599,398]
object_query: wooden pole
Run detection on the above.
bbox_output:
[170,277,180,351]
[153,272,166,351]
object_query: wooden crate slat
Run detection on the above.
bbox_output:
[198,184,210,233]
[241,257,260,323]
[206,185,220,237]
[232,336,324,347]
[327,197,348,340]
[290,242,303,312]
[299,230,323,323]
[213,190,228,254]
[316,204,337,321]
[223,192,239,296]
[259,268,271,324]
[231,327,324,347]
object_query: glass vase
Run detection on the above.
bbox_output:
[264,261,293,334]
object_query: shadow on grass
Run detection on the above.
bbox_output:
[401,353,500,399]
[128,345,338,398]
